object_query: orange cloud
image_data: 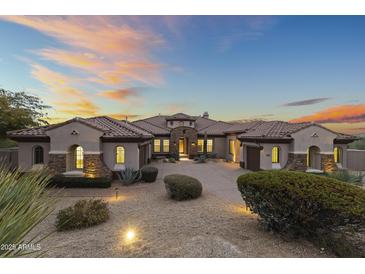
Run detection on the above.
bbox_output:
[107,113,141,120]
[98,88,140,102]
[290,104,365,124]
[56,98,100,117]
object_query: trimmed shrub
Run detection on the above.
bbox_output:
[168,157,176,163]
[141,166,158,183]
[56,199,109,231]
[117,168,141,185]
[50,175,111,188]
[237,170,365,257]
[169,152,179,161]
[164,174,202,201]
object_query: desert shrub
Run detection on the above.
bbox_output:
[237,170,365,257]
[164,174,202,201]
[50,175,111,188]
[117,168,141,185]
[168,157,176,163]
[56,199,109,231]
[141,166,158,183]
[168,152,179,161]
[324,170,363,186]
[195,154,207,163]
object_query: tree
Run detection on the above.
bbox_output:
[0,89,50,137]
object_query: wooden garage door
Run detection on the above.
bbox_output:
[247,146,260,171]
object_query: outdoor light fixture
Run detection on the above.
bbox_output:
[126,230,136,241]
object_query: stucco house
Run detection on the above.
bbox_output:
[7,112,356,177]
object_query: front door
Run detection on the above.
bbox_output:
[179,138,185,154]
[247,146,261,171]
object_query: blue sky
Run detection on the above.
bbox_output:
[0,16,365,133]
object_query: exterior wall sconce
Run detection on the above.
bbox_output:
[191,142,196,146]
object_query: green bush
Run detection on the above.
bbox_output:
[195,154,207,163]
[237,171,365,232]
[324,170,363,186]
[50,175,111,188]
[237,171,365,257]
[168,157,176,163]
[56,199,109,231]
[164,174,202,201]
[141,166,158,183]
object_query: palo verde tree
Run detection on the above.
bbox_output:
[0,88,50,137]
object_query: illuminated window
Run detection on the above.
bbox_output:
[116,146,125,164]
[334,147,342,164]
[154,139,161,152]
[197,139,204,152]
[163,140,170,153]
[34,146,44,164]
[229,140,235,155]
[75,146,84,169]
[207,139,213,153]
[272,146,280,163]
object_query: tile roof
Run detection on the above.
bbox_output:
[7,116,153,139]
[165,113,197,121]
[132,120,170,135]
[197,120,233,135]
[223,121,265,134]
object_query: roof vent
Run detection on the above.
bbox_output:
[311,132,319,137]
[71,130,79,135]
[202,111,209,119]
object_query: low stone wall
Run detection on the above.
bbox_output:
[321,154,338,172]
[48,153,66,174]
[84,153,111,178]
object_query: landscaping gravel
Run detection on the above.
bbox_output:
[26,177,331,257]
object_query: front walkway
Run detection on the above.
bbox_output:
[151,159,247,203]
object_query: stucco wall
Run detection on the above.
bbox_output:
[260,143,290,170]
[46,121,103,153]
[347,149,365,171]
[17,142,50,171]
[102,142,140,170]
[291,125,337,153]
[213,137,226,158]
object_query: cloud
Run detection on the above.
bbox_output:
[107,113,141,120]
[281,97,332,107]
[98,88,140,102]
[0,16,166,119]
[218,31,263,52]
[56,98,100,117]
[230,114,274,123]
[290,104,365,124]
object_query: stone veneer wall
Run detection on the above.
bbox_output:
[48,154,66,174]
[84,153,111,178]
[321,154,338,172]
[170,127,198,159]
[284,153,307,171]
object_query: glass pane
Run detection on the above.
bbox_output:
[116,146,125,164]
[76,146,83,169]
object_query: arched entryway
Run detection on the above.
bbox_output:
[67,145,84,171]
[307,145,321,170]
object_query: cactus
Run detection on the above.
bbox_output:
[117,168,142,185]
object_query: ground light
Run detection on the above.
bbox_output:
[125,229,136,242]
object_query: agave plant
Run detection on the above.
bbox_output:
[0,164,56,257]
[118,167,142,185]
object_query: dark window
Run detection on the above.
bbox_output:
[170,121,173,126]
[34,146,44,164]
[189,121,193,126]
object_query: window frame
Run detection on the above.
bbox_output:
[116,146,125,164]
[75,146,84,169]
[33,146,44,164]
[163,139,170,153]
[197,139,204,153]
[207,139,213,153]
[272,146,280,164]
[154,139,161,153]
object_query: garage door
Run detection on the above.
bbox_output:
[246,146,261,171]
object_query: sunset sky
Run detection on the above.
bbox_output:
[0,16,365,134]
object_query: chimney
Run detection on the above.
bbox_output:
[202,111,209,119]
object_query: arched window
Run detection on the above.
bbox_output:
[334,147,342,164]
[34,146,44,164]
[272,146,280,163]
[116,146,125,164]
[75,146,84,169]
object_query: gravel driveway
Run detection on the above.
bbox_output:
[151,159,247,203]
